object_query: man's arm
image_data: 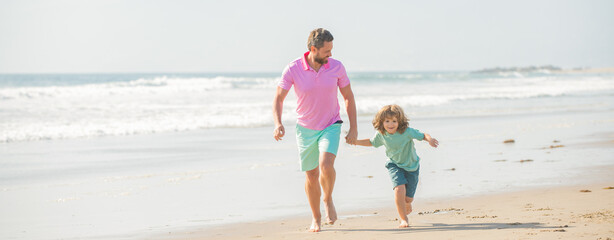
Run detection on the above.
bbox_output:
[339,84,357,145]
[273,86,290,141]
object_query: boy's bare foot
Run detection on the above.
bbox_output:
[324,200,337,224]
[399,219,410,228]
[308,219,321,232]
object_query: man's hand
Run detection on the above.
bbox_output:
[273,124,285,141]
[345,128,358,145]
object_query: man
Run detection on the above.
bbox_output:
[273,28,357,232]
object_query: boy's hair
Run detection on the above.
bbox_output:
[372,104,410,135]
[307,28,334,51]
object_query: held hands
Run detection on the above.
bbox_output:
[345,128,358,145]
[273,124,285,141]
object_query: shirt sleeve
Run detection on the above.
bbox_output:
[337,62,350,88]
[370,132,384,148]
[278,65,293,90]
[407,127,425,140]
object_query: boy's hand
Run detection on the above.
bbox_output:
[428,138,439,148]
[423,133,439,148]
[273,124,285,141]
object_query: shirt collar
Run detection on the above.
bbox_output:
[301,51,330,71]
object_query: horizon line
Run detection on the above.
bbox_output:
[2,66,609,75]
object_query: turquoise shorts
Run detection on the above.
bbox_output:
[386,161,419,198]
[295,123,342,171]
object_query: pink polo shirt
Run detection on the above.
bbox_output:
[279,51,351,130]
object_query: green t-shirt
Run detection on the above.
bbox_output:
[370,127,425,172]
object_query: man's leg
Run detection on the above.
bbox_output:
[320,152,337,224]
[305,167,321,232]
[296,124,323,232]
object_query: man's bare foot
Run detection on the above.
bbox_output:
[324,200,337,225]
[308,219,321,232]
[399,219,410,228]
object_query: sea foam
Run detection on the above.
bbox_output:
[1,72,613,143]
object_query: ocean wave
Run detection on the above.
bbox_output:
[0,76,280,100]
[0,101,292,143]
[109,76,280,90]
[0,119,270,143]
[1,73,613,143]
[354,93,552,115]
[353,76,614,115]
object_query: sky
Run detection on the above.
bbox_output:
[1,0,613,73]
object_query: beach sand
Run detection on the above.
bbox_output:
[149,119,614,240]
[159,181,614,240]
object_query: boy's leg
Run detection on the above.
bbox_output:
[404,168,419,216]
[386,162,410,228]
[394,185,409,228]
[305,167,322,232]
[405,196,414,215]
[319,152,337,224]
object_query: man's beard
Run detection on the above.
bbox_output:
[315,55,328,65]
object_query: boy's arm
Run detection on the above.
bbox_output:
[422,133,439,148]
[355,139,373,147]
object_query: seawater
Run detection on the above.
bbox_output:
[1,71,613,143]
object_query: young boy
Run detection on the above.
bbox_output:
[355,104,438,228]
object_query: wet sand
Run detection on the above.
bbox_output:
[160,181,614,240]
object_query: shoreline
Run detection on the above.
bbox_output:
[155,178,614,240]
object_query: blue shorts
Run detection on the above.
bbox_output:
[385,161,419,198]
[295,123,342,171]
